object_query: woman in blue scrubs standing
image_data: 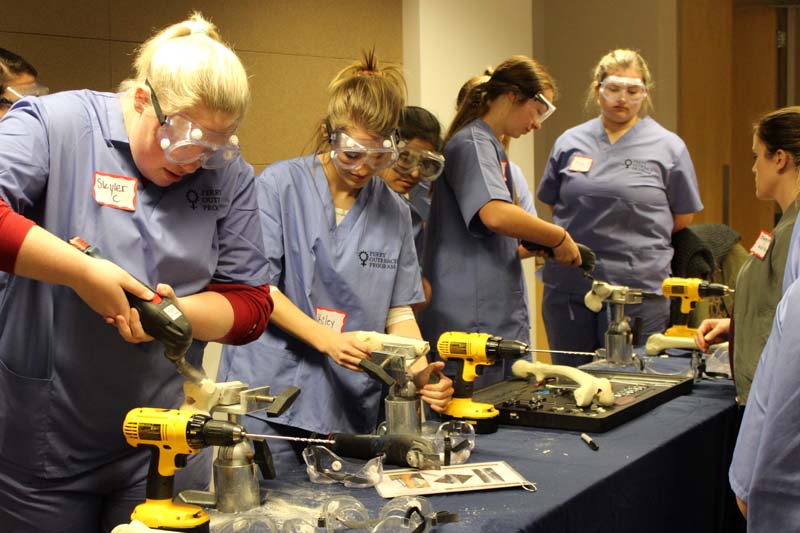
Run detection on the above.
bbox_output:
[0,14,272,531]
[419,55,580,386]
[537,49,703,365]
[219,53,454,469]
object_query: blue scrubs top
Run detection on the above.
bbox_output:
[537,116,703,294]
[0,91,269,478]
[218,155,423,435]
[419,119,531,360]
[782,220,800,292]
[405,181,430,263]
[730,278,800,530]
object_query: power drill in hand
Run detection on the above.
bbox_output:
[69,237,204,382]
[521,241,596,278]
[437,332,528,433]
[662,277,734,338]
[123,407,248,532]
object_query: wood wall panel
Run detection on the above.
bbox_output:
[678,0,732,227]
[2,2,403,171]
[731,6,778,248]
[0,0,109,39]
[1,32,112,93]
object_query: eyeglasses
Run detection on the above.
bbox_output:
[532,92,556,125]
[0,82,49,108]
[329,129,399,172]
[146,79,240,169]
[394,144,445,182]
[599,75,647,104]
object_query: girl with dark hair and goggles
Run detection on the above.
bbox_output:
[394,140,445,182]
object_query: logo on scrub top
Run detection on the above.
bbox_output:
[186,188,223,211]
[358,250,398,270]
[623,159,654,174]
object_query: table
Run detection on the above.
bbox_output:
[220,372,741,532]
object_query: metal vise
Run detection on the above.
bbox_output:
[178,380,299,513]
[584,280,643,367]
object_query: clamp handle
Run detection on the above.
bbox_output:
[265,386,301,417]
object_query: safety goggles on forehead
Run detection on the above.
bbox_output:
[599,75,647,103]
[532,92,556,124]
[330,129,399,172]
[146,79,240,169]
[394,143,445,182]
[0,82,49,108]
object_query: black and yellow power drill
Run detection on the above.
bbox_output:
[69,237,205,383]
[437,332,528,433]
[662,277,733,338]
[122,407,248,532]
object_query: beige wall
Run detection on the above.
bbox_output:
[531,0,679,220]
[1,0,402,174]
[403,0,541,345]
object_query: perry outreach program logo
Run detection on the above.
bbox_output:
[358,250,398,270]
[186,188,223,210]
[623,158,654,174]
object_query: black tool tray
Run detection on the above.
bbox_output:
[473,370,693,433]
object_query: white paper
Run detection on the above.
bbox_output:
[375,461,534,498]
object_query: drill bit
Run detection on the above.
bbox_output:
[242,433,333,445]
[527,348,597,358]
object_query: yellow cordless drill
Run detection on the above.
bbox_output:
[122,407,248,532]
[662,277,733,338]
[437,332,528,433]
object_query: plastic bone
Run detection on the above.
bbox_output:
[511,359,615,407]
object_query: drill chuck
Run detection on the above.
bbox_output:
[486,337,529,360]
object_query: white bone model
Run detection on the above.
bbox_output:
[512,359,615,407]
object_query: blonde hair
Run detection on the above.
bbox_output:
[119,12,250,120]
[447,56,556,144]
[317,49,406,153]
[586,48,654,116]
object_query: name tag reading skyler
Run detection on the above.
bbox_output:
[568,155,593,173]
[750,230,773,260]
[316,307,347,333]
[93,172,138,211]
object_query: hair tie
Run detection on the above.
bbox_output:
[186,21,209,36]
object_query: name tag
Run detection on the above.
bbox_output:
[568,155,593,173]
[750,230,773,260]
[93,172,137,211]
[316,307,347,333]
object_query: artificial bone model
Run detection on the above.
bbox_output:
[512,359,615,407]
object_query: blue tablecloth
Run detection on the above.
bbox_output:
[235,368,740,533]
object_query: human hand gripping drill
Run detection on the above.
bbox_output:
[68,237,205,383]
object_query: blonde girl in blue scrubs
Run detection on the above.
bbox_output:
[219,53,454,469]
[419,56,580,386]
[537,49,703,365]
[0,14,272,530]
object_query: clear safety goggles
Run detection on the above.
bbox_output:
[303,445,384,488]
[146,79,240,169]
[532,92,556,125]
[330,130,399,172]
[318,495,458,533]
[599,75,648,104]
[394,143,445,182]
[0,82,49,108]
